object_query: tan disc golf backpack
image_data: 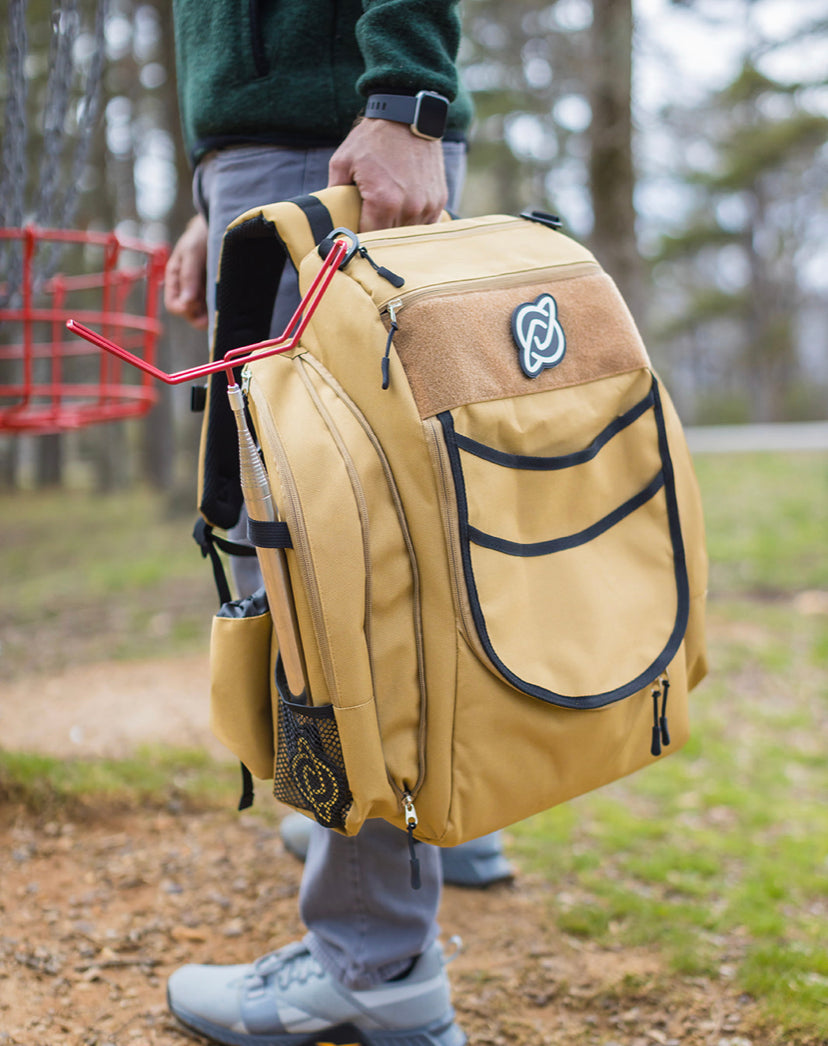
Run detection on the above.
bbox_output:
[198,186,708,853]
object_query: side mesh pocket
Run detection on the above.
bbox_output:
[273,669,352,830]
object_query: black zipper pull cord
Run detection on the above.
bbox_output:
[358,246,405,288]
[382,317,398,390]
[381,299,402,390]
[651,684,662,757]
[659,677,671,747]
[407,824,422,890]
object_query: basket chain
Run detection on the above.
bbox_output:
[0,0,29,307]
[0,0,110,304]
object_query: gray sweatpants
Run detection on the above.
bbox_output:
[194,141,466,989]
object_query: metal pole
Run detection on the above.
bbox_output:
[227,382,308,700]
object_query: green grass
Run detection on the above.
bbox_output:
[692,451,828,593]
[510,450,828,1041]
[2,453,827,1040]
[0,487,217,679]
[0,745,246,815]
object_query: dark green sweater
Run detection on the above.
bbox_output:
[172,0,473,165]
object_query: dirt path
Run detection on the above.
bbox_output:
[0,656,773,1046]
[0,654,225,761]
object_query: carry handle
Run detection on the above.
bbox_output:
[65,235,351,385]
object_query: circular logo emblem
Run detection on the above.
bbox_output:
[511,293,566,378]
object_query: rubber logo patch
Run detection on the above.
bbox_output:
[511,293,566,377]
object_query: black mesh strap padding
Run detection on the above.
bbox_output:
[199,196,335,530]
[199,215,286,529]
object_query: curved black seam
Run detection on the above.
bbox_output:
[467,471,664,557]
[453,385,656,471]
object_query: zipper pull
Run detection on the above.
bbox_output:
[358,246,405,288]
[650,683,662,757]
[659,676,671,747]
[381,298,402,390]
[402,793,421,890]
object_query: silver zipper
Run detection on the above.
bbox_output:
[378,261,599,320]
[298,353,430,804]
[423,417,478,649]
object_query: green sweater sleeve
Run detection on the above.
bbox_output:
[355,0,463,101]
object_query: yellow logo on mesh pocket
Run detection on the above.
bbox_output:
[291,737,341,822]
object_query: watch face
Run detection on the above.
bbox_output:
[416,93,449,139]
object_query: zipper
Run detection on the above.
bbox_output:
[423,416,481,653]
[294,359,375,681]
[357,246,404,289]
[403,793,421,889]
[298,354,431,808]
[381,297,403,389]
[650,673,671,757]
[376,263,598,391]
[247,369,337,703]
[363,215,528,252]
[378,262,599,321]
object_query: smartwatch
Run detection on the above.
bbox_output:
[365,90,450,140]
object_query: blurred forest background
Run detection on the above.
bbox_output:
[1,0,827,498]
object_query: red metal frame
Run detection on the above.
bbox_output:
[0,226,168,434]
[66,236,349,387]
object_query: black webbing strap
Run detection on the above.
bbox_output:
[290,193,339,245]
[247,517,293,549]
[192,517,257,607]
[238,763,255,811]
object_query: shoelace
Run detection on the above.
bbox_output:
[246,943,324,993]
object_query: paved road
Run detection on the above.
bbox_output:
[686,421,828,454]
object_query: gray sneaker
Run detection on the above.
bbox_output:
[167,939,466,1046]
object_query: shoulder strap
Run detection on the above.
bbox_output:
[197,187,361,530]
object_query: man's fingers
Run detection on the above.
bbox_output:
[328,120,448,233]
[164,215,209,328]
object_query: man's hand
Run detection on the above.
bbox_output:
[328,118,448,232]
[164,213,209,329]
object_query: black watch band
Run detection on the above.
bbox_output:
[365,91,449,141]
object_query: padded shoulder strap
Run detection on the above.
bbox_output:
[198,187,361,530]
[232,186,362,269]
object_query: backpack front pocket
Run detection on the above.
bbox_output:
[434,372,690,708]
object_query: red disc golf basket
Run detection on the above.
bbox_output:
[0,226,168,434]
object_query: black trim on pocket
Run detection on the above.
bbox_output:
[453,385,656,471]
[468,471,665,557]
[437,374,691,710]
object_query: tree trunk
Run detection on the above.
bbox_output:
[35,432,63,487]
[588,0,645,326]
